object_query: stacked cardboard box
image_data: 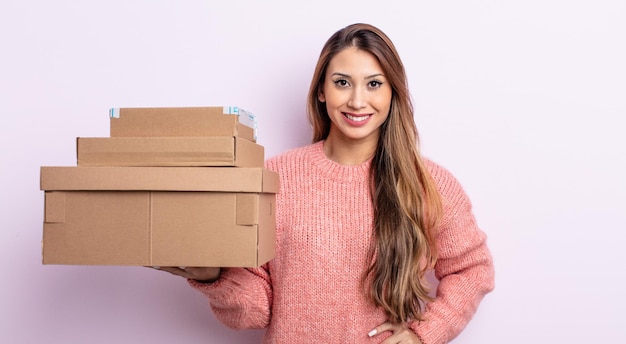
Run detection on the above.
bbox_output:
[40,106,278,268]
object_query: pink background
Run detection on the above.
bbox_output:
[1,0,625,343]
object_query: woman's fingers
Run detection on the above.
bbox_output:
[369,322,423,344]
[149,266,221,282]
[368,322,396,337]
[152,266,189,277]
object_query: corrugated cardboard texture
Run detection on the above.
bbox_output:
[40,166,280,193]
[77,136,264,167]
[43,191,151,265]
[42,191,276,267]
[44,192,65,223]
[110,107,255,142]
[256,193,276,265]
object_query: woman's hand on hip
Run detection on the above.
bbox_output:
[368,322,423,344]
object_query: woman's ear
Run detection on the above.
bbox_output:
[318,89,325,103]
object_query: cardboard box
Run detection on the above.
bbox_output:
[77,136,264,167]
[109,106,257,142]
[40,167,279,267]
[40,166,278,192]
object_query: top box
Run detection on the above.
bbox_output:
[109,106,257,142]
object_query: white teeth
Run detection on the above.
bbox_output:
[345,113,369,122]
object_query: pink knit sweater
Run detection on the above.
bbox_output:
[189,141,495,343]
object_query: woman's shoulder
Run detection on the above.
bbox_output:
[423,156,453,181]
[422,156,469,203]
[265,142,321,171]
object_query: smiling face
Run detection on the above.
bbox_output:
[318,46,392,148]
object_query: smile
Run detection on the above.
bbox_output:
[344,113,371,122]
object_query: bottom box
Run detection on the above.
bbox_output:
[42,191,275,267]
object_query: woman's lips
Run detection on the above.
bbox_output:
[343,112,372,126]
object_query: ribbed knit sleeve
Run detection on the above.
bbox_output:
[412,160,495,344]
[187,265,272,329]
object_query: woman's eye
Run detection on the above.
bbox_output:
[368,80,382,88]
[333,79,349,87]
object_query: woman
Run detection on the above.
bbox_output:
[159,23,495,343]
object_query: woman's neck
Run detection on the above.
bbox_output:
[323,135,378,166]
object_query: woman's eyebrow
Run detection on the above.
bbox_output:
[330,72,351,78]
[330,72,385,79]
[365,73,385,79]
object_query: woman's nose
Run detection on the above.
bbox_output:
[347,87,367,109]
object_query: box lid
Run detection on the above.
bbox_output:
[40,166,279,193]
[76,136,264,167]
[109,106,257,141]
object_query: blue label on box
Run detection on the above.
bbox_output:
[109,108,120,118]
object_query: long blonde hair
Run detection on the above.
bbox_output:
[307,23,442,323]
